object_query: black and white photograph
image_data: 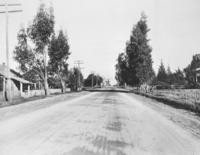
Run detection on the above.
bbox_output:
[0,0,200,154]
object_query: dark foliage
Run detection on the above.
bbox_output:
[14,3,55,95]
[68,68,83,91]
[84,73,103,87]
[184,54,200,88]
[48,30,70,93]
[115,13,154,86]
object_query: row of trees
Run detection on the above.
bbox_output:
[115,13,154,86]
[84,73,103,87]
[14,4,82,94]
[116,48,200,89]
[155,61,186,87]
[155,54,200,89]
[115,13,200,89]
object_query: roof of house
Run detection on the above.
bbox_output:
[11,76,34,84]
[0,64,34,84]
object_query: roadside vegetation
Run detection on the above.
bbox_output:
[115,13,200,113]
[84,73,103,87]
[13,3,87,95]
[150,56,200,113]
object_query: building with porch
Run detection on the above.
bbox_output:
[0,63,34,101]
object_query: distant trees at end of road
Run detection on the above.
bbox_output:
[84,73,103,87]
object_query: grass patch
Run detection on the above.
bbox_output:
[132,89,200,114]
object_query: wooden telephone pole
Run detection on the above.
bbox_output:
[74,60,84,91]
[0,2,22,102]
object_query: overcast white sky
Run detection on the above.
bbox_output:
[0,0,200,84]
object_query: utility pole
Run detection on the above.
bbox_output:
[74,60,84,91]
[0,2,22,102]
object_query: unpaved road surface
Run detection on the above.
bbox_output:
[0,92,200,155]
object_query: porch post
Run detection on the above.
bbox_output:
[28,84,30,97]
[20,82,23,97]
[3,77,5,101]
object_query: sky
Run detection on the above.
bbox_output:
[0,0,200,84]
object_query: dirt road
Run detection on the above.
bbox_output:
[0,92,199,155]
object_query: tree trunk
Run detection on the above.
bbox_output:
[44,49,49,96]
[60,78,66,93]
[44,75,49,96]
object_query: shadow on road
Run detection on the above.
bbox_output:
[84,87,130,93]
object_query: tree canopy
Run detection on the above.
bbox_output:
[68,68,83,91]
[48,30,70,93]
[28,4,54,52]
[84,73,103,87]
[14,3,71,94]
[115,53,128,86]
[157,61,167,83]
[115,13,154,86]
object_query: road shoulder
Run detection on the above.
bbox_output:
[0,91,91,122]
[127,93,200,140]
